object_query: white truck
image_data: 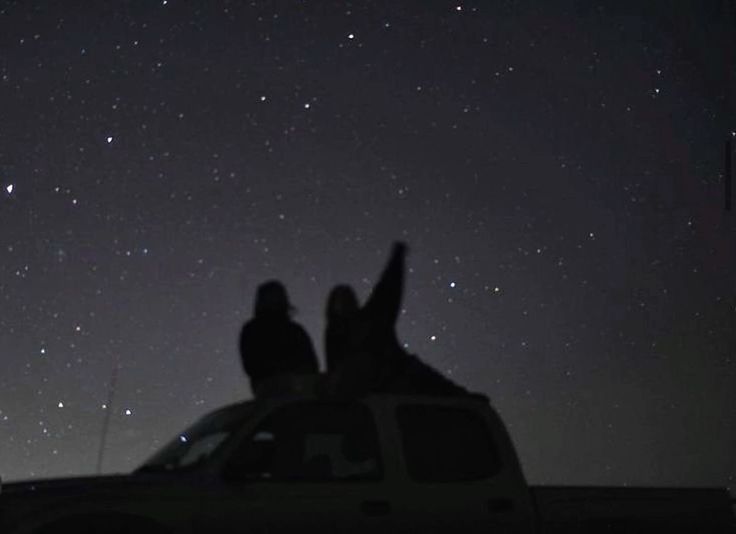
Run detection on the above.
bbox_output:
[1,392,734,533]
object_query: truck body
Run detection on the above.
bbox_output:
[1,393,734,533]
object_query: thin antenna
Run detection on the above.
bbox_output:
[95,364,119,475]
[726,137,733,211]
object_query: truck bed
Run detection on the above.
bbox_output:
[530,485,736,533]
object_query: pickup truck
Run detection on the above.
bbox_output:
[1,392,734,533]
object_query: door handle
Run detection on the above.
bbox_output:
[361,500,392,516]
[487,498,514,513]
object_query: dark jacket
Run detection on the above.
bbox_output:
[240,316,319,390]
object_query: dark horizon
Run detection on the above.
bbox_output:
[0,1,734,493]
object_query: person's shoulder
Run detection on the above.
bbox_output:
[287,320,310,334]
[285,321,314,343]
[240,318,261,336]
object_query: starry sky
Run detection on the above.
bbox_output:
[0,1,734,492]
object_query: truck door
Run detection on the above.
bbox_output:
[391,402,531,534]
[211,401,393,534]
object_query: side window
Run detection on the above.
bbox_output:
[225,403,382,482]
[397,405,501,482]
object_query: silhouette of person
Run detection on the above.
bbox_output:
[324,284,360,372]
[325,242,405,383]
[325,242,468,397]
[240,280,319,397]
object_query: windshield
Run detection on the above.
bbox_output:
[138,404,253,473]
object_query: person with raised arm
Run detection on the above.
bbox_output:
[325,242,467,397]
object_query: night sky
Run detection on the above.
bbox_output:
[0,1,734,492]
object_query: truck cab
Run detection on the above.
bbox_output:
[1,393,536,533]
[3,392,734,533]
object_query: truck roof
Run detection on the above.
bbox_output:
[211,389,491,415]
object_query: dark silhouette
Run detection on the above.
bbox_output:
[325,242,406,371]
[323,243,406,396]
[324,284,360,371]
[325,242,468,397]
[240,280,319,397]
[376,352,469,396]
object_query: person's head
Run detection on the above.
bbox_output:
[326,285,359,321]
[254,280,294,318]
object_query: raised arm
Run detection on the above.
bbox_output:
[363,242,407,328]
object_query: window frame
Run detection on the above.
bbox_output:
[222,400,385,484]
